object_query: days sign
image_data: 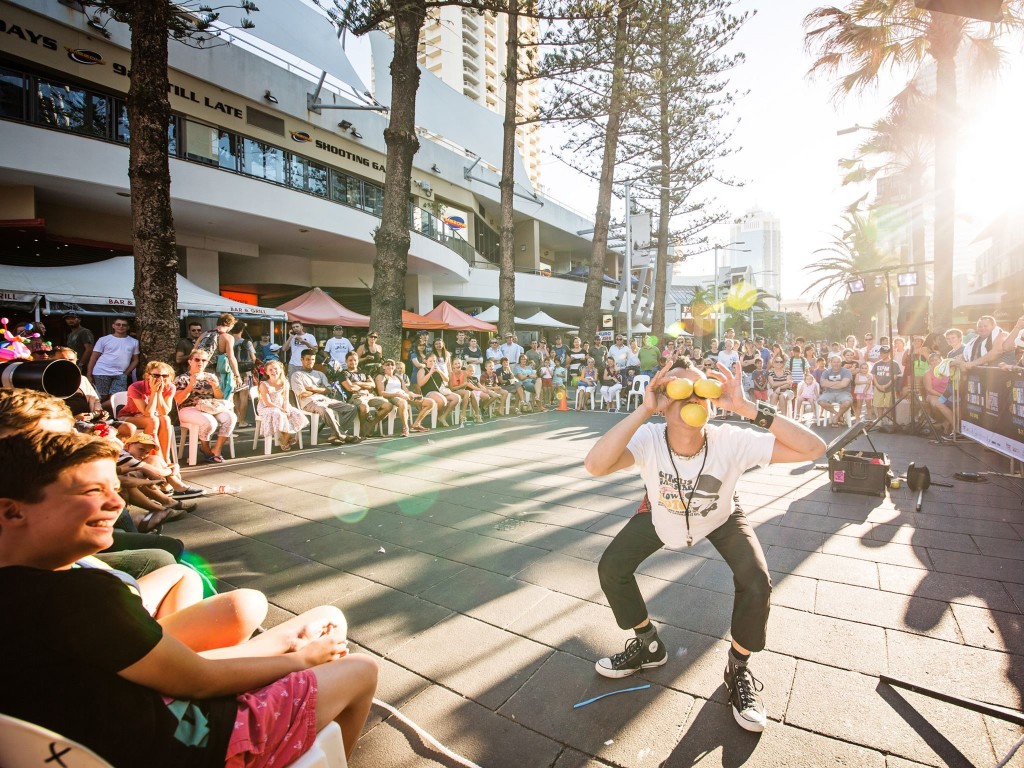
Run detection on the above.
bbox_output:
[960,366,1024,462]
[597,330,614,342]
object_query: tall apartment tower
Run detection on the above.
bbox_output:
[418,8,542,187]
[728,209,782,310]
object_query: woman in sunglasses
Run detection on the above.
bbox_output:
[117,360,176,462]
[174,350,236,463]
[356,331,384,378]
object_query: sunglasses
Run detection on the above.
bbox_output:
[189,356,208,362]
[369,335,379,339]
[149,373,168,379]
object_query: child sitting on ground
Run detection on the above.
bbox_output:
[0,429,378,767]
[117,433,198,532]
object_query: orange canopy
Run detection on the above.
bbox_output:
[400,310,448,330]
[424,301,497,332]
[276,288,370,327]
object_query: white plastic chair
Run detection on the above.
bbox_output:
[626,375,650,411]
[0,713,113,767]
[290,721,347,768]
[177,403,236,466]
[290,390,319,447]
[0,713,346,768]
[109,390,128,419]
[600,387,622,412]
[575,386,595,410]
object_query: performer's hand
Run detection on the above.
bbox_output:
[709,361,748,414]
[641,359,674,416]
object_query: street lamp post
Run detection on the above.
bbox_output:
[624,180,633,342]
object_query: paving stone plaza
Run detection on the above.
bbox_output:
[173,412,1024,768]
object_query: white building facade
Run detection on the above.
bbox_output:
[727,209,782,310]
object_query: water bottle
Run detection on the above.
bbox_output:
[215,484,240,494]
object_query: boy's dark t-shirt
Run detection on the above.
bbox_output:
[0,566,235,768]
[751,369,768,392]
[871,360,901,390]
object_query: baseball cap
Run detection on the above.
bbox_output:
[879,345,891,353]
[268,343,282,352]
[125,433,158,448]
[62,311,80,318]
[333,325,345,331]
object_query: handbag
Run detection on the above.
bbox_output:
[196,398,234,415]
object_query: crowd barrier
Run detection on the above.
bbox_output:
[959,365,1024,463]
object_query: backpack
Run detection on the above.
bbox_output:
[236,340,254,374]
[195,329,218,357]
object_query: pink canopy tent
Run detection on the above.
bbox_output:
[424,301,497,332]
[276,287,369,327]
[276,288,447,329]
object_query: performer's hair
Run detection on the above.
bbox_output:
[670,357,697,372]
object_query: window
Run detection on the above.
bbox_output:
[36,80,109,137]
[114,101,177,154]
[289,155,328,197]
[0,67,26,120]
[184,120,219,165]
[331,170,363,209]
[362,181,384,216]
[242,138,285,183]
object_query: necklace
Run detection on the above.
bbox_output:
[668,439,706,460]
[664,428,709,547]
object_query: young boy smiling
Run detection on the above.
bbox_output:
[0,430,377,767]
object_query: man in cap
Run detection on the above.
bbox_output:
[63,312,94,372]
[608,334,630,370]
[592,335,609,377]
[499,332,523,365]
[324,325,355,366]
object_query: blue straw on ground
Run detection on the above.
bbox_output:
[573,684,651,709]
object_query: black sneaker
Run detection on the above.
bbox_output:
[595,635,667,678]
[172,487,206,499]
[724,658,767,732]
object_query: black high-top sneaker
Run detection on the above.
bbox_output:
[595,631,667,678]
[724,652,767,732]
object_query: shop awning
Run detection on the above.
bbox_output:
[0,257,286,319]
[424,301,496,332]
[400,310,448,330]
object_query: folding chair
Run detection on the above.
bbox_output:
[626,375,650,411]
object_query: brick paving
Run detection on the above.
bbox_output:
[170,412,1024,767]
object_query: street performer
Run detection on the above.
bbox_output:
[584,358,825,732]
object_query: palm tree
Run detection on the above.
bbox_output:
[838,94,932,272]
[807,209,898,333]
[803,1,1023,331]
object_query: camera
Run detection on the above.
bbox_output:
[0,358,82,399]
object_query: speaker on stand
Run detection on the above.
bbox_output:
[897,296,931,337]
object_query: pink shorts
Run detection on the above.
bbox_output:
[225,669,319,768]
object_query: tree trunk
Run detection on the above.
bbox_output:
[371,0,427,360]
[580,0,633,344]
[498,1,520,339]
[651,0,670,340]
[930,16,961,333]
[127,0,177,365]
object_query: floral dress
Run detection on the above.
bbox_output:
[257,382,306,440]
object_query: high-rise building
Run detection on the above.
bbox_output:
[728,209,782,309]
[417,8,542,187]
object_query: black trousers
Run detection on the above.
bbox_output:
[597,499,772,652]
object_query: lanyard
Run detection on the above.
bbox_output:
[664,428,708,547]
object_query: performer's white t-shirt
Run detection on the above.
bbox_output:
[625,422,775,547]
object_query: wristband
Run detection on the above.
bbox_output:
[753,401,777,430]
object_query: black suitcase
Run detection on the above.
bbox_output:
[826,424,890,498]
